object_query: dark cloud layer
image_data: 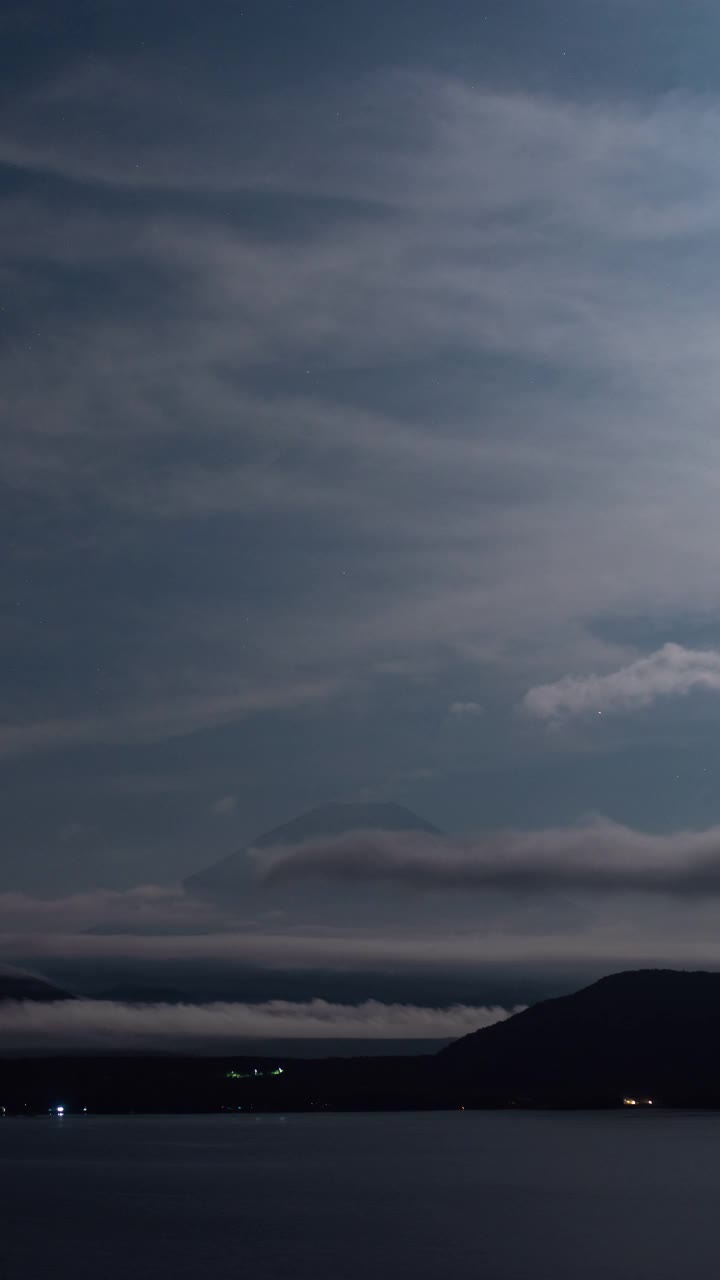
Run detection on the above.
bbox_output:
[256,821,720,896]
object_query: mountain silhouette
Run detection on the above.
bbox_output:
[436,968,720,1104]
[9,969,720,1111]
[0,965,73,1003]
[185,800,440,894]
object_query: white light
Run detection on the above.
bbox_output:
[55,1106,64,1115]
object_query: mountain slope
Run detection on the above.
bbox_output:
[0,965,73,1003]
[436,969,720,1104]
[185,800,440,894]
[8,970,720,1110]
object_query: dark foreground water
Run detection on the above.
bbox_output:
[3,1110,720,1279]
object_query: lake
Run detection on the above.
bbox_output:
[2,1110,719,1278]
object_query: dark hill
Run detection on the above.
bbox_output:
[7,970,720,1110]
[0,965,73,1003]
[436,968,720,1105]
[92,985,191,1004]
[185,801,440,894]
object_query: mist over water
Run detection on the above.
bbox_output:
[3,1111,720,1280]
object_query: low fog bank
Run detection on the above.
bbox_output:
[0,997,520,1054]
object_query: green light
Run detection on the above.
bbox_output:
[226,1066,284,1080]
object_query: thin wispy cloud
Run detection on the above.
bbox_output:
[211,796,237,817]
[448,702,484,719]
[0,677,341,761]
[6,17,720,944]
[0,886,217,934]
[6,920,720,977]
[523,644,720,720]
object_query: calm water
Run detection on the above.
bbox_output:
[3,1110,720,1278]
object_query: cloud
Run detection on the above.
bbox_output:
[523,643,720,720]
[254,819,720,896]
[10,808,720,975]
[7,920,720,978]
[7,62,720,779]
[211,796,237,817]
[448,701,484,718]
[0,677,341,760]
[6,68,720,243]
[0,997,518,1050]
[0,886,218,934]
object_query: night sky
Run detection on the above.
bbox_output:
[5,0,720,1045]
